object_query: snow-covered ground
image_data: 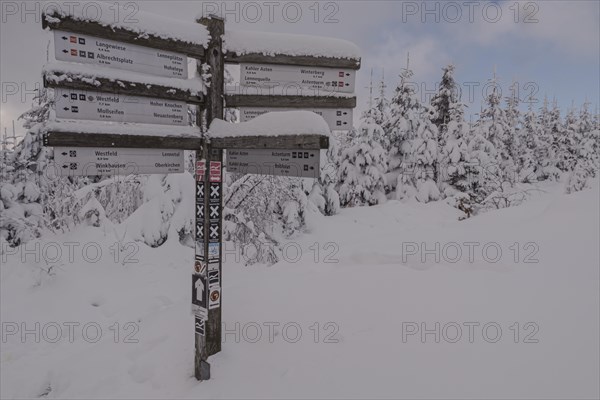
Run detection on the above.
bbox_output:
[1,180,599,399]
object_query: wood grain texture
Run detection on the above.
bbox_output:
[44,132,203,149]
[225,94,356,108]
[211,134,329,150]
[225,52,361,70]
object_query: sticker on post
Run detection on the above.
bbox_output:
[208,243,220,260]
[196,182,205,199]
[196,222,204,240]
[209,161,221,182]
[195,316,205,336]
[195,242,205,260]
[209,287,221,310]
[208,269,220,288]
[191,274,208,319]
[209,183,220,202]
[196,160,206,180]
[194,260,206,275]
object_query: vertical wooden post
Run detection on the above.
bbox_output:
[201,14,225,358]
[194,15,224,381]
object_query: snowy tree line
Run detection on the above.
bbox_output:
[330,64,599,217]
[1,64,598,263]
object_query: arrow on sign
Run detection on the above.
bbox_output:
[61,152,68,156]
[62,49,68,54]
[62,36,68,40]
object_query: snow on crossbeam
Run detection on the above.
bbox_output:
[43,62,205,104]
[43,1,208,58]
[224,30,361,69]
[43,120,203,149]
[208,111,330,150]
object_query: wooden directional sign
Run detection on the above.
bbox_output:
[53,147,184,176]
[226,148,320,178]
[240,64,356,94]
[55,88,189,126]
[239,107,353,131]
[53,30,188,78]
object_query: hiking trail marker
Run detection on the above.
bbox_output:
[41,5,360,382]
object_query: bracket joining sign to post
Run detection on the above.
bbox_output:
[40,4,360,382]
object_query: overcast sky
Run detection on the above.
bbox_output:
[1,0,599,139]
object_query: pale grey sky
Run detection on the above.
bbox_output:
[1,1,599,139]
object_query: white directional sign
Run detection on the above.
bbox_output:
[54,30,188,78]
[240,64,355,94]
[53,147,184,176]
[239,107,353,131]
[55,88,188,125]
[226,149,320,178]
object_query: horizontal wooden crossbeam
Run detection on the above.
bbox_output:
[210,134,328,150]
[42,12,206,59]
[44,132,329,150]
[44,132,204,150]
[225,53,360,70]
[225,94,356,109]
[43,74,205,105]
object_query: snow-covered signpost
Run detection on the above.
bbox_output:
[41,4,359,382]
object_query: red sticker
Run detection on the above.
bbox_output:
[70,49,77,56]
[196,160,206,176]
[70,36,77,43]
[209,161,221,182]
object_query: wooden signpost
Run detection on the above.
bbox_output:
[41,6,360,382]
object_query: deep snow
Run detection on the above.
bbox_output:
[1,180,598,399]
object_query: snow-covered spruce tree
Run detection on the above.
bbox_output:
[123,172,194,247]
[223,173,314,265]
[438,96,473,198]
[410,104,441,203]
[559,105,581,172]
[310,139,341,216]
[385,59,422,197]
[337,117,387,207]
[566,102,600,193]
[0,88,61,245]
[535,98,562,180]
[518,99,542,183]
[431,64,473,197]
[373,71,390,128]
[478,77,516,185]
[431,64,460,154]
[504,83,522,177]
[466,73,534,210]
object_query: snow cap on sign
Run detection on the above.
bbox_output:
[208,111,331,138]
[224,30,361,61]
[43,62,206,96]
[44,1,209,46]
[43,119,200,138]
